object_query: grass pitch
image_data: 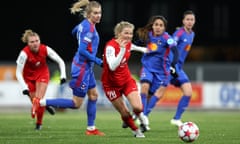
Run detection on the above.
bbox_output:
[0,109,239,144]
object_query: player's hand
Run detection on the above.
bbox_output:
[60,78,66,85]
[22,89,30,96]
[170,64,178,78]
[95,57,103,67]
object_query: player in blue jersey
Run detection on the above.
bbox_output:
[136,15,179,130]
[170,10,196,127]
[37,0,105,136]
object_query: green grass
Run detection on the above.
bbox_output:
[0,109,240,144]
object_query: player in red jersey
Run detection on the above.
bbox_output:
[16,29,66,130]
[101,21,148,138]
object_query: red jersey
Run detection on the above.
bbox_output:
[22,44,50,81]
[101,39,132,87]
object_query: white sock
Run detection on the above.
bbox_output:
[139,112,144,122]
[87,126,96,131]
[39,98,46,106]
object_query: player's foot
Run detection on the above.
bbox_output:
[140,123,151,132]
[122,114,139,128]
[139,114,150,132]
[170,119,183,127]
[35,124,42,130]
[31,97,40,118]
[146,125,151,131]
[85,129,105,136]
[133,129,145,138]
[46,106,55,115]
[122,122,128,128]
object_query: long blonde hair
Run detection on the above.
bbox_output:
[70,0,101,18]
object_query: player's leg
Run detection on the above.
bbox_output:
[85,73,105,136]
[171,82,192,126]
[113,97,145,138]
[32,82,48,129]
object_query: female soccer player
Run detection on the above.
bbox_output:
[101,21,148,138]
[16,29,66,130]
[38,0,105,136]
[137,15,179,130]
[170,10,196,127]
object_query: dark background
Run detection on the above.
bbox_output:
[1,0,240,62]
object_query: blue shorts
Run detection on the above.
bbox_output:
[170,68,190,87]
[140,67,170,93]
[69,69,96,97]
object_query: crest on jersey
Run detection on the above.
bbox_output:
[148,42,158,51]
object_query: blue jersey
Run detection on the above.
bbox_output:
[170,27,195,86]
[141,31,176,75]
[172,27,195,68]
[69,19,100,96]
[140,31,176,92]
[71,19,100,78]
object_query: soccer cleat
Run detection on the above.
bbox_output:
[85,129,105,136]
[170,119,183,127]
[146,125,151,131]
[133,129,145,138]
[46,106,55,115]
[35,124,42,130]
[31,97,40,118]
[139,114,150,132]
[122,122,128,128]
[144,116,151,131]
[139,123,148,133]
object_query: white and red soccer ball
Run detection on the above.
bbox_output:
[178,121,200,143]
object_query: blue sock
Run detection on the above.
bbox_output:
[174,95,191,120]
[141,93,147,115]
[46,98,75,108]
[145,95,159,116]
[87,99,97,126]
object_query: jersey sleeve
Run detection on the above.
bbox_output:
[131,43,148,53]
[76,23,101,64]
[105,45,125,71]
[46,46,66,79]
[16,51,28,90]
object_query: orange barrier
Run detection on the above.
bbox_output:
[0,65,17,80]
[156,83,203,107]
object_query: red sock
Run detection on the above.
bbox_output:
[133,105,143,117]
[122,115,138,131]
[36,106,45,125]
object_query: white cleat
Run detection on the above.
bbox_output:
[146,125,151,131]
[170,119,183,127]
[139,114,151,132]
[144,116,151,131]
[133,129,145,138]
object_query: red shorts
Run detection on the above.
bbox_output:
[25,73,49,92]
[103,78,138,102]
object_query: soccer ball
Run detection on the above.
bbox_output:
[178,121,199,143]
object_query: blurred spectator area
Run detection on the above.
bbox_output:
[187,45,240,62]
[1,60,239,82]
[1,0,239,62]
